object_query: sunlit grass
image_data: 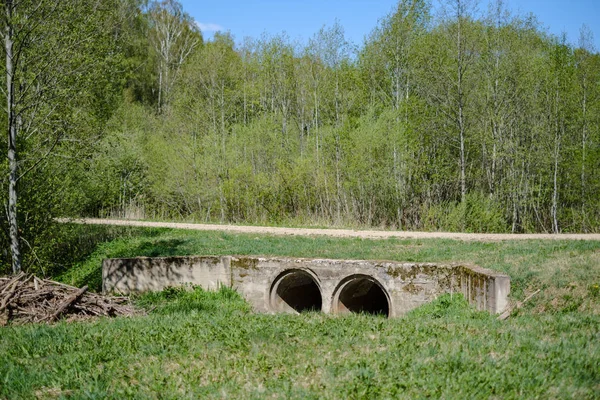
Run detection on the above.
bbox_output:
[1,290,598,399]
[2,225,598,398]
[57,225,600,313]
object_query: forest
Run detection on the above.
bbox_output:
[1,0,599,274]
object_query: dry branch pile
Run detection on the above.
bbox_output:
[0,272,142,326]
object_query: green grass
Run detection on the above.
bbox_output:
[2,225,599,398]
[1,290,598,399]
[57,225,600,313]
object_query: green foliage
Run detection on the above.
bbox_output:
[0,0,150,274]
[134,285,251,315]
[407,293,489,320]
[75,0,600,233]
[76,103,154,218]
[3,0,600,274]
[421,192,509,233]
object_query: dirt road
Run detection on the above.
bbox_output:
[61,218,600,241]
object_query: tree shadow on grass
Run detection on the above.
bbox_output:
[74,238,189,292]
[125,239,188,258]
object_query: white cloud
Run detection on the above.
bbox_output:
[195,22,224,32]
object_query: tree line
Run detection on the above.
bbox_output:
[1,0,599,274]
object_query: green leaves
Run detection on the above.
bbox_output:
[3,0,600,275]
[87,2,600,233]
[0,0,141,274]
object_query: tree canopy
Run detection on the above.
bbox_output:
[1,0,600,274]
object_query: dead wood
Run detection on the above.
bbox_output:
[0,274,142,326]
[46,285,88,322]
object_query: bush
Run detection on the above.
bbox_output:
[421,192,509,233]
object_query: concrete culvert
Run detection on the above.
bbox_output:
[334,275,390,317]
[270,270,322,313]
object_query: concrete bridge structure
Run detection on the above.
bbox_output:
[102,256,510,317]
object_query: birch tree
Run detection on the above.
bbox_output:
[446,0,478,204]
[575,25,596,231]
[414,0,479,207]
[148,0,201,112]
[1,0,123,274]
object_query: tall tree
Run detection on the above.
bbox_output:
[414,0,479,206]
[148,0,201,112]
[363,0,429,110]
[548,36,574,233]
[310,22,353,220]
[360,0,430,226]
[1,0,124,274]
[446,0,479,204]
[575,25,596,231]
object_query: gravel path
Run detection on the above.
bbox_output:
[61,218,600,241]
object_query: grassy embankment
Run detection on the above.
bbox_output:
[1,225,599,398]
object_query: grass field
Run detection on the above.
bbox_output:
[1,226,599,398]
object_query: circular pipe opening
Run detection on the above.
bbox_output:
[270,270,322,313]
[334,275,390,317]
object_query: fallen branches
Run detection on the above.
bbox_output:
[0,274,142,326]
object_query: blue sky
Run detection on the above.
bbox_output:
[180,0,600,50]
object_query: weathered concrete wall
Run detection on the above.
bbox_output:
[102,256,231,293]
[103,256,510,316]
